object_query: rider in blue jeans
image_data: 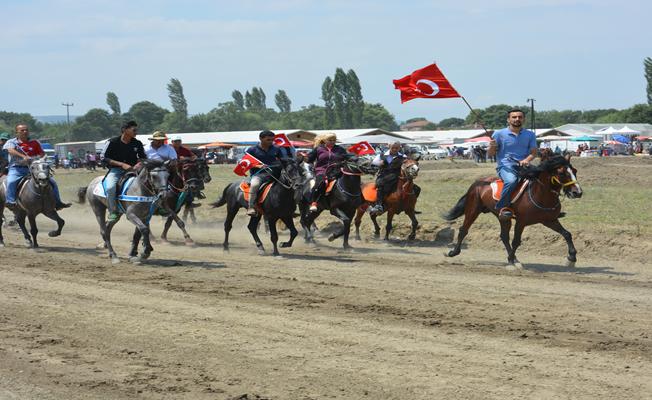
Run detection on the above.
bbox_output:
[488,109,537,221]
[100,121,146,222]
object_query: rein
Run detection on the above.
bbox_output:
[528,175,563,211]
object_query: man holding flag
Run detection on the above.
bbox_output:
[241,130,285,216]
[369,141,405,214]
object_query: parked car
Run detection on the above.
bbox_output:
[421,145,448,160]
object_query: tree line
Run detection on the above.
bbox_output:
[1,59,651,142]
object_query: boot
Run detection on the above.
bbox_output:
[246,192,259,216]
[56,202,72,210]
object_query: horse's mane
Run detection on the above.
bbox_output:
[518,155,570,180]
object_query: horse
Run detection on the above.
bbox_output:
[443,154,582,269]
[78,159,172,264]
[211,158,304,256]
[177,158,212,224]
[0,158,65,248]
[354,157,421,241]
[300,156,376,249]
[158,158,210,244]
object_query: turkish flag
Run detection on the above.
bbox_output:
[347,141,376,156]
[233,153,264,176]
[393,63,461,103]
[273,133,292,148]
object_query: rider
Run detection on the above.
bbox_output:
[101,120,147,222]
[488,108,537,221]
[369,141,405,214]
[0,132,10,176]
[306,133,347,212]
[245,130,285,216]
[3,124,71,211]
[144,131,177,162]
[170,135,201,206]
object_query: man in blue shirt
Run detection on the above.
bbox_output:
[245,130,285,216]
[488,109,537,221]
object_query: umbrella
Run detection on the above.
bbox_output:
[569,136,599,142]
[197,141,235,149]
[635,135,651,141]
[612,134,630,144]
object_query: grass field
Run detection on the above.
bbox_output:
[52,156,652,263]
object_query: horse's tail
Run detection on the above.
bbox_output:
[77,186,88,204]
[210,185,230,208]
[442,181,489,221]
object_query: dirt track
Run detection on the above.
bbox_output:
[1,204,651,400]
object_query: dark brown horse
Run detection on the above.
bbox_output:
[443,154,582,269]
[354,158,420,241]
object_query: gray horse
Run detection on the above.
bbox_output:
[0,158,65,248]
[78,159,171,264]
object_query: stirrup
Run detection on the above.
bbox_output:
[309,202,318,211]
[498,207,514,221]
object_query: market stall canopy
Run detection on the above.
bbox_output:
[197,142,235,149]
[569,136,600,142]
[635,135,652,141]
[612,134,630,144]
[596,126,619,135]
[464,136,492,143]
[616,126,641,135]
[538,135,572,141]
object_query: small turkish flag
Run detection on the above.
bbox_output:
[273,133,292,148]
[347,141,375,156]
[233,153,264,176]
[393,63,461,103]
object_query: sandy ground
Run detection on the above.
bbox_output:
[2,158,652,400]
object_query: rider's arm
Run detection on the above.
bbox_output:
[371,153,384,167]
[306,148,318,164]
[519,134,538,166]
[7,147,29,160]
[488,140,498,157]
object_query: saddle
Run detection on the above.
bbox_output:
[490,179,529,202]
[239,181,274,204]
[117,172,137,194]
[361,182,378,203]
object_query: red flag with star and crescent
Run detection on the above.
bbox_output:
[233,153,264,176]
[347,141,376,156]
[393,63,461,103]
[273,133,292,148]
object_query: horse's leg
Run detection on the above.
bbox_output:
[370,213,381,238]
[42,210,65,237]
[0,206,5,247]
[160,215,173,241]
[542,219,577,267]
[15,212,32,247]
[384,210,395,241]
[166,211,194,246]
[223,206,238,251]
[353,207,364,241]
[125,212,152,260]
[280,214,298,249]
[103,215,121,263]
[302,208,321,243]
[499,219,516,266]
[27,215,39,248]
[129,227,141,259]
[247,215,265,255]
[406,208,419,241]
[447,208,480,258]
[329,208,353,249]
[267,216,280,256]
[509,221,526,269]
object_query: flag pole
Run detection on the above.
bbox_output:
[460,96,490,136]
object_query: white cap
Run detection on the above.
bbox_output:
[171,135,182,142]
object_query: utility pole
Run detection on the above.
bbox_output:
[61,102,74,125]
[526,98,535,132]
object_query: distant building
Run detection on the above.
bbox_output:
[399,119,433,131]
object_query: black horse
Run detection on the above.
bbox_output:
[300,156,376,249]
[211,159,304,256]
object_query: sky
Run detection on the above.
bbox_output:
[1,0,650,123]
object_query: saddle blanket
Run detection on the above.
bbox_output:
[240,181,273,204]
[361,183,378,203]
[93,177,158,202]
[490,179,529,202]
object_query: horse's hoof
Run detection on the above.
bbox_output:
[514,261,524,270]
[566,260,576,268]
[24,241,33,248]
[327,235,336,242]
[185,239,195,247]
[48,231,60,237]
[0,242,4,248]
[96,242,107,249]
[445,250,458,258]
[280,242,291,248]
[408,235,416,241]
[129,256,141,265]
[257,249,265,256]
[111,257,121,265]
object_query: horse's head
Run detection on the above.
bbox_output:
[280,158,304,190]
[343,155,376,175]
[177,159,203,194]
[29,158,52,188]
[542,154,582,199]
[195,158,212,184]
[140,159,171,194]
[401,158,419,180]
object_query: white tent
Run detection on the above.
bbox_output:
[339,134,414,145]
[617,126,641,135]
[596,126,619,135]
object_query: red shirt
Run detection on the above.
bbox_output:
[174,145,194,158]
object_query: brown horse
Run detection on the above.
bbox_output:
[354,158,420,241]
[443,154,582,269]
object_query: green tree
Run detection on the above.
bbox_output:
[123,101,169,134]
[361,103,398,131]
[70,108,113,141]
[274,90,292,113]
[623,104,652,123]
[232,90,245,110]
[645,57,652,105]
[0,111,41,134]
[167,78,188,118]
[437,117,465,128]
[346,69,364,127]
[321,77,335,128]
[106,92,121,115]
[332,68,350,128]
